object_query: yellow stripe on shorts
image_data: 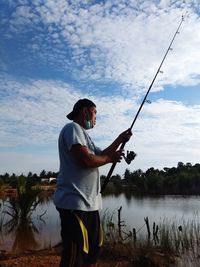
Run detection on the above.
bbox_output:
[74,214,89,254]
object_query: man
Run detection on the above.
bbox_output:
[54,98,132,267]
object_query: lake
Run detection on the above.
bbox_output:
[1,194,200,252]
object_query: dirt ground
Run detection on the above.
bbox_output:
[0,255,130,267]
[0,245,174,267]
[0,246,130,267]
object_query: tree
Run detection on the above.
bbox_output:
[27,172,33,178]
[46,171,53,178]
[40,170,46,178]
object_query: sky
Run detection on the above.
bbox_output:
[0,0,200,176]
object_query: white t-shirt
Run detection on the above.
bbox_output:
[54,122,102,211]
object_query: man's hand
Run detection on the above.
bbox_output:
[118,128,132,144]
[107,149,124,163]
[101,128,133,162]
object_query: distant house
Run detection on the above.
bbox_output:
[41,177,56,184]
[49,177,56,183]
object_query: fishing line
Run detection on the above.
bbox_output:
[101,14,186,193]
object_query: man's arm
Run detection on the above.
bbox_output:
[70,144,123,168]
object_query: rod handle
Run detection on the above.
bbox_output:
[100,141,126,193]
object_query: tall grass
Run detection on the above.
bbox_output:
[158,214,200,266]
[158,214,200,254]
[101,208,200,266]
[0,177,44,253]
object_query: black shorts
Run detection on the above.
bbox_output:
[57,208,103,267]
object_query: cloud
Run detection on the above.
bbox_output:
[1,75,200,174]
[1,0,200,174]
[0,150,59,175]
[0,74,137,147]
[1,0,200,93]
[0,75,80,147]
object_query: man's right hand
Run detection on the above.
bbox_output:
[107,149,124,163]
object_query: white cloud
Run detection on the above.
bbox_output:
[0,151,59,175]
[2,1,200,93]
[1,75,200,174]
[1,0,200,174]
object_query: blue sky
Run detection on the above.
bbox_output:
[1,0,200,176]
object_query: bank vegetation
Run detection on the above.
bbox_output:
[1,162,200,196]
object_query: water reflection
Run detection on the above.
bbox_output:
[1,191,200,253]
[7,218,40,253]
[0,181,49,253]
[1,212,42,254]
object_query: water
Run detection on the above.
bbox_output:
[1,194,200,252]
[103,194,200,230]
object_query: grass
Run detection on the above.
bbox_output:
[0,177,45,253]
[100,208,200,267]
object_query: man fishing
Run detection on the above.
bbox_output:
[54,98,132,267]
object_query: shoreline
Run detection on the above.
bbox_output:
[0,243,131,267]
[0,241,175,267]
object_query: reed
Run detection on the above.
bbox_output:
[158,214,200,253]
[101,208,200,266]
[0,176,44,253]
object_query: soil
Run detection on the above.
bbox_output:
[0,255,129,267]
[0,257,130,267]
[0,243,175,267]
[0,245,130,267]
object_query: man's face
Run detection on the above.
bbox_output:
[86,106,97,128]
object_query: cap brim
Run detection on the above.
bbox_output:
[66,111,74,120]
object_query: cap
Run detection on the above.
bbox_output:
[66,98,96,120]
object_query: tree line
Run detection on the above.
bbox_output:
[0,170,58,188]
[101,162,200,195]
[1,162,200,195]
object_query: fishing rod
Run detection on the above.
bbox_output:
[101,15,185,193]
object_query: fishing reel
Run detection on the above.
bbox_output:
[123,150,137,165]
